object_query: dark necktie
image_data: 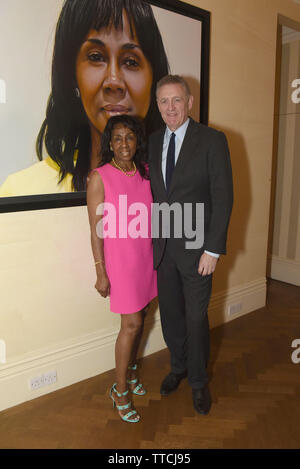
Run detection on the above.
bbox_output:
[166,132,175,192]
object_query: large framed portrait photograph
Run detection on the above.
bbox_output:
[0,0,210,213]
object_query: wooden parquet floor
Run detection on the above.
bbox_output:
[0,279,300,449]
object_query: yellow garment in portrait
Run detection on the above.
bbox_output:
[0,157,74,197]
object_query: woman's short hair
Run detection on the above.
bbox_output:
[36,0,169,191]
[100,115,148,179]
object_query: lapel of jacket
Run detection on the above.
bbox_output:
[168,118,197,197]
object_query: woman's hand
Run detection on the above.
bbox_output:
[95,274,110,297]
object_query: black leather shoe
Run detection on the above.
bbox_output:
[160,371,187,396]
[192,385,211,415]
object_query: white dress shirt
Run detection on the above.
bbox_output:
[161,118,219,259]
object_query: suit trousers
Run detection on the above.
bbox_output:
[157,240,212,389]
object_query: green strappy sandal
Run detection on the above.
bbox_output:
[109,383,140,423]
[127,364,147,395]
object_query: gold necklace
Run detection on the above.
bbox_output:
[112,157,137,177]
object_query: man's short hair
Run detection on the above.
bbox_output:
[156,75,191,97]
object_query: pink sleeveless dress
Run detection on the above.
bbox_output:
[93,163,157,314]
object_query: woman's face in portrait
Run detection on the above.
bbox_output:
[110,124,137,164]
[76,12,153,136]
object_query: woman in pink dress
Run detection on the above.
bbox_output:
[87,115,157,423]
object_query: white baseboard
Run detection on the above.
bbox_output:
[0,317,165,412]
[270,255,300,286]
[0,277,266,412]
[209,277,266,328]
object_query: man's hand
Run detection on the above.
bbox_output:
[198,252,218,276]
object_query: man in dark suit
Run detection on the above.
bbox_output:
[149,75,233,414]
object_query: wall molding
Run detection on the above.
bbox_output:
[282,27,300,44]
[0,277,266,411]
[269,255,300,286]
[209,277,266,327]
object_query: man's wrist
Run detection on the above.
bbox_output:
[204,250,220,259]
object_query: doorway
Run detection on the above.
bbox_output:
[267,19,300,287]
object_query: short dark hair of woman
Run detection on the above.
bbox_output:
[36,0,169,192]
[100,115,148,180]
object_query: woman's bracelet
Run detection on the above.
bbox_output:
[95,259,105,266]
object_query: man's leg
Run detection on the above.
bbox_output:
[180,266,212,389]
[157,244,187,375]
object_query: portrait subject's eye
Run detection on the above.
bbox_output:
[122,55,140,69]
[87,51,106,63]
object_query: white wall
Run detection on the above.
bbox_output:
[0,0,62,184]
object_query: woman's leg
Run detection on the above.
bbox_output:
[127,309,147,393]
[129,308,146,366]
[112,309,144,419]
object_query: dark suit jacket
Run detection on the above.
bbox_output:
[148,118,233,269]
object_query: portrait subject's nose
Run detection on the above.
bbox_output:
[103,60,125,97]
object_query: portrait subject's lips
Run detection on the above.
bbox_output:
[102,104,131,113]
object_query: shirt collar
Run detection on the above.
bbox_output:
[165,118,190,140]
